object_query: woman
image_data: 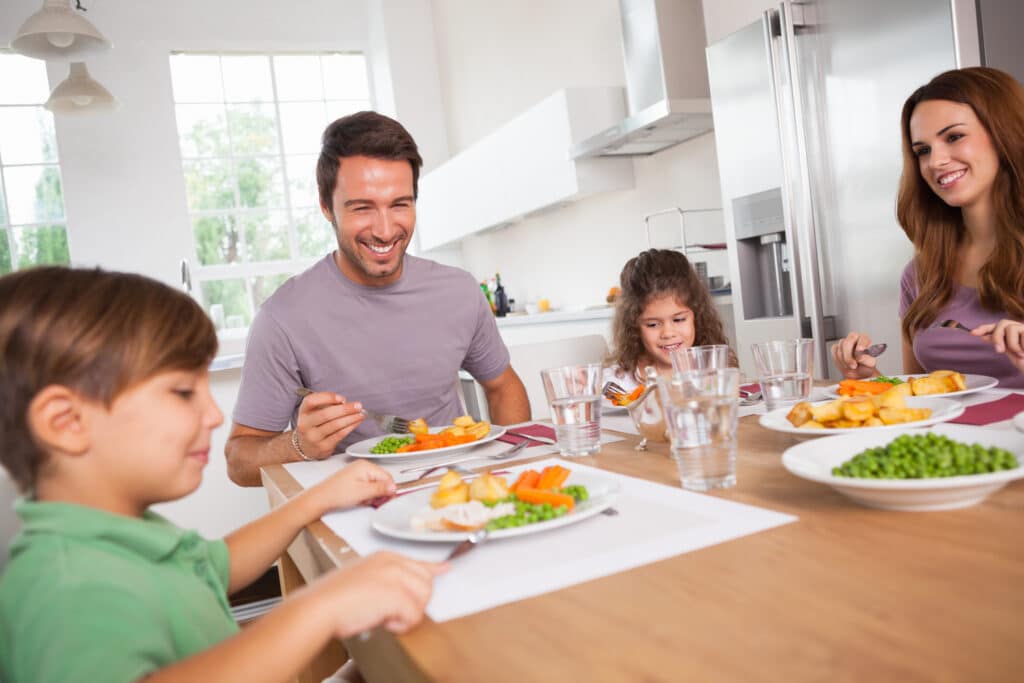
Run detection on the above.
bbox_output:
[832,67,1024,388]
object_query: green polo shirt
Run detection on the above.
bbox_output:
[0,500,239,682]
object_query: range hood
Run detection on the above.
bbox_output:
[570,0,713,159]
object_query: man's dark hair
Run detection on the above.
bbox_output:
[316,111,424,211]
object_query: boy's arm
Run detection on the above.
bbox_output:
[145,553,445,683]
[224,460,395,593]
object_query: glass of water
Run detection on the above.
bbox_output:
[751,339,814,411]
[540,363,603,456]
[656,367,740,491]
[670,344,731,374]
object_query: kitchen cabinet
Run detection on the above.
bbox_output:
[416,88,635,250]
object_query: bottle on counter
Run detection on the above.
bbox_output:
[480,281,496,314]
[494,273,509,317]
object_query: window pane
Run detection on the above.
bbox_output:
[13,224,69,268]
[175,104,229,158]
[295,208,335,258]
[3,165,63,224]
[242,211,289,262]
[285,154,318,209]
[228,103,279,156]
[170,55,224,102]
[279,102,326,154]
[326,100,370,123]
[183,159,235,211]
[0,231,11,273]
[200,278,252,327]
[0,55,50,105]
[251,272,290,311]
[236,157,284,209]
[193,214,240,265]
[273,56,324,101]
[221,55,273,102]
[0,107,57,165]
[0,184,7,224]
[322,54,369,100]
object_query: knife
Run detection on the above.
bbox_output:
[503,429,557,445]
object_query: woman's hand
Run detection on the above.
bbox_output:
[971,319,1024,373]
[830,332,882,380]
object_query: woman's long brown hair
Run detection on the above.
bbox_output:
[609,249,735,379]
[897,67,1024,343]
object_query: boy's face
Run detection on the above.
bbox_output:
[639,294,695,371]
[84,368,223,515]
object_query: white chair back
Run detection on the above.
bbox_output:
[508,334,610,420]
[0,470,20,570]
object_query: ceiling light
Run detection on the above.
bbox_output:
[45,62,117,113]
[11,0,112,61]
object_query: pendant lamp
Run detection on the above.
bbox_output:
[11,0,112,61]
[45,62,117,112]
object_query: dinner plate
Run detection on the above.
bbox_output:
[372,468,621,542]
[347,424,507,460]
[1014,411,1024,434]
[781,423,1024,510]
[759,396,964,436]
[824,373,998,399]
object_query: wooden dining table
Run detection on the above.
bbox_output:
[261,416,1024,682]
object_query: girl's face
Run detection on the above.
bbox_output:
[84,368,223,515]
[909,99,1000,211]
[638,294,695,371]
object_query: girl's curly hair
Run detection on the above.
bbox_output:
[609,249,735,379]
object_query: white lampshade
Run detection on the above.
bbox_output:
[45,62,117,112]
[11,0,111,61]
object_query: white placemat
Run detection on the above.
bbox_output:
[283,458,797,622]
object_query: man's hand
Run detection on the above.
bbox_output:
[307,459,396,513]
[294,391,365,460]
[972,319,1024,373]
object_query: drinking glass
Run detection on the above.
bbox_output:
[540,363,603,456]
[670,344,731,373]
[751,339,814,411]
[656,368,740,491]
[626,367,667,451]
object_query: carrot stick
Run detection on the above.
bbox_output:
[536,466,560,490]
[515,487,575,511]
[513,470,540,492]
[550,467,571,489]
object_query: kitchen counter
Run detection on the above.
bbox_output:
[496,306,615,327]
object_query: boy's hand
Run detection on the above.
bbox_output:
[310,459,396,512]
[294,391,365,460]
[320,552,449,637]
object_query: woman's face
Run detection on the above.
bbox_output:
[638,294,695,371]
[909,99,1000,210]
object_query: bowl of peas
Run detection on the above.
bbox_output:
[781,424,1024,511]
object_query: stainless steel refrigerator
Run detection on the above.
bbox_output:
[706,0,1007,379]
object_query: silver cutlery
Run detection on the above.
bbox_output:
[445,528,489,561]
[601,380,629,402]
[398,440,528,475]
[854,343,888,358]
[504,429,557,445]
[293,387,411,433]
[934,319,972,333]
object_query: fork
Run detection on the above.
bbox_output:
[601,380,628,402]
[294,387,411,433]
[934,319,972,333]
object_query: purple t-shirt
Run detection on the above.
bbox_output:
[233,253,510,449]
[900,261,1024,388]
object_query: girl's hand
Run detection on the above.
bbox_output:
[830,331,882,380]
[971,320,1024,373]
[319,552,449,637]
[310,459,396,512]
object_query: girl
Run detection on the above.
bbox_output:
[606,249,736,391]
[0,266,446,683]
[832,67,1024,387]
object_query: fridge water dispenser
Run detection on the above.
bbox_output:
[732,188,792,320]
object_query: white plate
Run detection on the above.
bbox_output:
[759,396,965,436]
[1014,411,1024,434]
[347,424,507,460]
[372,469,621,542]
[824,373,998,399]
[781,423,1024,510]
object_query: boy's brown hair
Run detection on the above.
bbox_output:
[0,267,218,492]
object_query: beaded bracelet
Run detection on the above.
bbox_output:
[291,429,313,462]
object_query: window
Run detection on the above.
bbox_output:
[0,53,71,274]
[169,53,371,329]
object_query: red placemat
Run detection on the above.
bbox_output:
[497,423,557,446]
[949,393,1024,425]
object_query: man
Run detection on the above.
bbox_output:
[225,112,530,486]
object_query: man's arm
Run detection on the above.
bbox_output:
[479,365,530,424]
[225,392,366,487]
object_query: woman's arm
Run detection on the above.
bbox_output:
[902,335,926,374]
[224,460,395,593]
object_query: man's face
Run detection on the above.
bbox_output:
[323,155,416,287]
